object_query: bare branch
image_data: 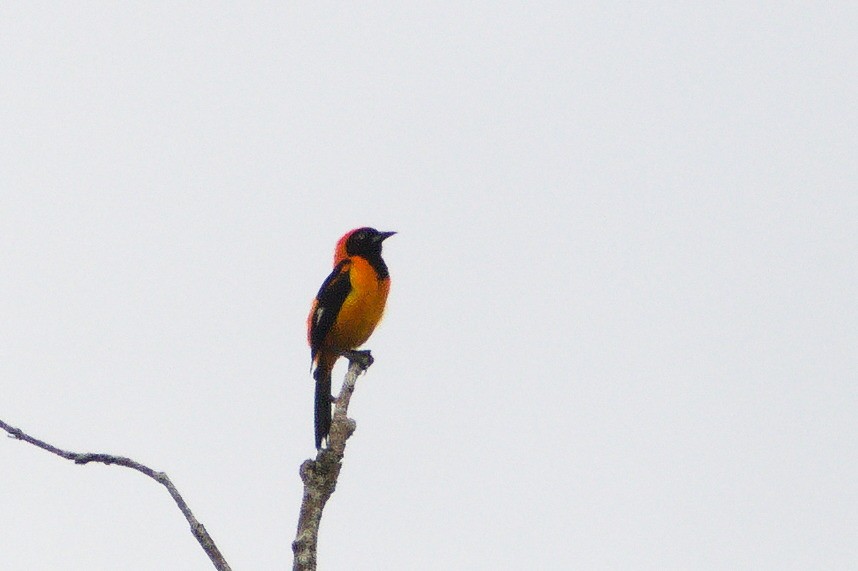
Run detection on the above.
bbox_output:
[0,418,232,571]
[292,352,373,571]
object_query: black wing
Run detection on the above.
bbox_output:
[309,259,352,362]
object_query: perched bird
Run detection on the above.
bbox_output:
[307,227,395,449]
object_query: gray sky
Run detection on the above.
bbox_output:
[2,3,856,570]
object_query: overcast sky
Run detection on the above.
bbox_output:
[1,3,856,570]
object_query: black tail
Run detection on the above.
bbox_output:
[314,366,332,449]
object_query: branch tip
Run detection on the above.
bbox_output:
[0,418,232,571]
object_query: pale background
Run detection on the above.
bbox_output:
[1,3,856,570]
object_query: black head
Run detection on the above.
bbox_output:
[344,227,396,258]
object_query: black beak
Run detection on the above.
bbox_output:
[374,231,397,243]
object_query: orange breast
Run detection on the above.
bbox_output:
[326,257,390,351]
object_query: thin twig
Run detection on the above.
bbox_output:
[292,353,372,571]
[0,418,231,571]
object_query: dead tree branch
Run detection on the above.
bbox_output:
[0,418,231,571]
[292,352,373,571]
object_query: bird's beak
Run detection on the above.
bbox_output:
[375,231,397,243]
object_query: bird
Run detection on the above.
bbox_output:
[307,227,395,449]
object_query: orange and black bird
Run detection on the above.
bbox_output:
[307,227,395,449]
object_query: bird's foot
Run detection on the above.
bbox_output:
[340,349,374,369]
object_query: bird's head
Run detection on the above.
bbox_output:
[335,227,396,263]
